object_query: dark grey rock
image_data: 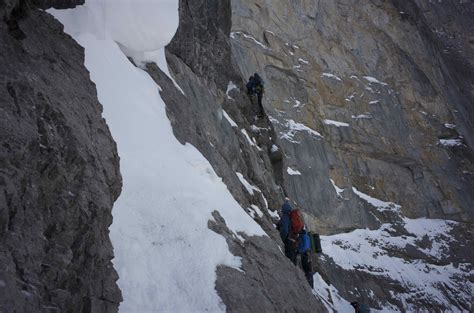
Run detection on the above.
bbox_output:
[210,211,327,313]
[0,8,121,313]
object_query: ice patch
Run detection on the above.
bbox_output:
[261,194,269,209]
[345,92,357,102]
[284,97,305,108]
[280,119,323,143]
[267,208,279,219]
[222,110,238,128]
[322,73,342,81]
[236,172,261,196]
[363,76,388,86]
[352,187,400,212]
[439,138,463,147]
[241,129,257,147]
[352,114,372,120]
[226,81,238,100]
[323,119,350,127]
[330,179,345,198]
[230,31,269,50]
[249,204,264,219]
[268,115,280,125]
[312,273,354,312]
[287,167,302,175]
[444,123,456,129]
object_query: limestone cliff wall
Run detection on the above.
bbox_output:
[0,3,121,312]
[230,0,474,233]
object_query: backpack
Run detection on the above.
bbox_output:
[298,231,311,253]
[351,302,371,313]
[358,303,371,313]
[309,232,322,253]
[246,80,255,95]
[253,73,263,85]
[289,209,304,234]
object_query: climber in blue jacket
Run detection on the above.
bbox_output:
[298,229,314,288]
[277,198,296,264]
[278,198,292,240]
[277,198,314,288]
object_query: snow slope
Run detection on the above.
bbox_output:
[320,200,472,310]
[51,3,266,312]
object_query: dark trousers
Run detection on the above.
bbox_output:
[284,239,297,265]
[256,92,264,116]
[301,251,314,288]
[284,240,313,288]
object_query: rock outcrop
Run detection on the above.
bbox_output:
[0,4,121,312]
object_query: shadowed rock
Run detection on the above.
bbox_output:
[0,7,121,313]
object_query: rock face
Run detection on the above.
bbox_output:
[230,0,474,232]
[158,0,473,311]
[0,5,121,313]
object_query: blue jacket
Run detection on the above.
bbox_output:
[298,230,311,253]
[279,201,292,240]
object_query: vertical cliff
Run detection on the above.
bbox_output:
[231,0,473,231]
[0,2,122,312]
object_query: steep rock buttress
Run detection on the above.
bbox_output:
[0,2,122,312]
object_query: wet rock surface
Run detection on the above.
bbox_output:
[0,7,121,313]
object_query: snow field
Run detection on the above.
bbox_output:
[321,216,471,310]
